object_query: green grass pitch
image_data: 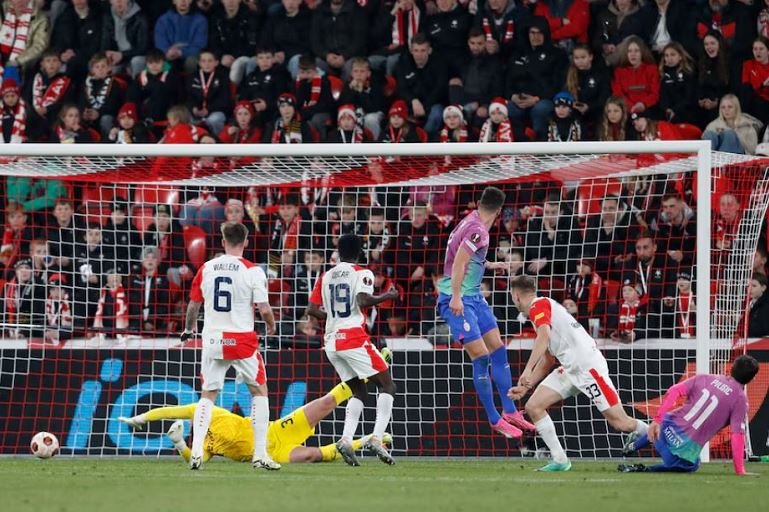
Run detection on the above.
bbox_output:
[1,458,767,512]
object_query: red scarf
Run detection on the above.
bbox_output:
[271,114,303,144]
[393,6,420,47]
[297,75,322,108]
[387,125,404,143]
[439,125,467,143]
[618,301,639,332]
[0,98,26,143]
[482,17,514,43]
[3,278,18,320]
[198,69,215,110]
[46,292,72,328]
[479,118,512,142]
[282,215,300,251]
[55,124,81,143]
[93,285,129,330]
[32,74,70,111]
[1,225,23,264]
[0,6,31,63]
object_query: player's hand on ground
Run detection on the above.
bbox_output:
[647,421,660,442]
[449,295,464,316]
[508,386,528,400]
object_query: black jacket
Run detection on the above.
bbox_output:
[454,52,503,106]
[425,6,473,59]
[186,67,233,114]
[294,76,335,119]
[505,17,567,100]
[395,53,449,109]
[571,64,611,124]
[338,71,387,115]
[310,0,367,59]
[473,1,532,60]
[660,65,697,123]
[128,68,179,122]
[208,4,261,59]
[748,292,769,338]
[102,219,143,275]
[238,64,291,121]
[100,6,149,61]
[261,6,313,60]
[525,214,583,278]
[51,2,103,58]
[642,0,698,56]
[129,273,171,329]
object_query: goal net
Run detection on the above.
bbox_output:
[0,142,767,461]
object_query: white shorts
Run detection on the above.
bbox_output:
[200,350,266,391]
[324,340,388,383]
[539,360,620,412]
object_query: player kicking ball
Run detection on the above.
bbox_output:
[437,186,534,439]
[307,234,399,466]
[619,354,759,476]
[507,276,649,471]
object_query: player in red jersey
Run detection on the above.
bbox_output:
[181,222,279,471]
[307,234,399,466]
[507,276,648,471]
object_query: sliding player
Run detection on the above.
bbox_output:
[619,354,759,475]
[307,233,398,466]
[119,376,392,465]
[437,186,533,439]
[508,276,649,471]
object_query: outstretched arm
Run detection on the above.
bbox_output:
[358,287,399,308]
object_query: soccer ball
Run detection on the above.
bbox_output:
[30,432,59,459]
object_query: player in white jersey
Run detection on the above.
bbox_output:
[307,234,399,466]
[506,276,648,471]
[181,222,280,471]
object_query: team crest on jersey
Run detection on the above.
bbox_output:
[363,276,373,286]
[463,321,471,332]
[470,233,481,243]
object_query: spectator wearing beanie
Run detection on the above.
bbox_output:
[338,57,386,140]
[478,97,522,142]
[265,93,316,144]
[450,27,503,128]
[424,0,472,66]
[327,104,373,143]
[260,0,313,79]
[369,0,423,75]
[100,0,149,78]
[219,100,262,144]
[293,54,335,140]
[611,35,660,116]
[505,17,567,139]
[564,45,610,137]
[50,0,103,83]
[472,0,531,61]
[379,99,422,143]
[592,0,648,66]
[630,111,681,141]
[0,78,27,143]
[186,48,232,136]
[127,49,178,139]
[544,92,582,142]
[436,104,469,142]
[659,42,697,124]
[207,0,261,86]
[154,0,208,73]
[0,0,49,77]
[108,102,151,143]
[24,50,73,141]
[238,48,290,127]
[310,0,367,78]
[395,33,448,135]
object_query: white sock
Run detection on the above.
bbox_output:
[373,393,394,439]
[633,419,649,436]
[342,397,364,440]
[535,415,568,464]
[250,396,270,460]
[191,397,214,458]
[174,439,188,452]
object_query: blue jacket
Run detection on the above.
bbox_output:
[154,10,208,58]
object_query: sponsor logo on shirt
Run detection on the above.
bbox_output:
[470,233,481,243]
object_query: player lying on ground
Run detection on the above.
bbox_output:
[119,378,392,465]
[307,233,398,466]
[508,275,649,472]
[436,186,534,439]
[619,354,759,475]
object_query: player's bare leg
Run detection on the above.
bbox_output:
[337,377,365,466]
[525,384,572,471]
[465,338,523,439]
[481,328,535,432]
[601,403,649,448]
[365,370,397,465]
[248,382,281,470]
[190,389,217,470]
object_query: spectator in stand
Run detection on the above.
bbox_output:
[525,192,583,281]
[238,48,290,127]
[129,246,172,332]
[653,193,696,268]
[584,195,641,277]
[534,0,590,51]
[338,57,386,139]
[593,0,649,66]
[290,249,325,319]
[102,200,141,275]
[329,195,363,250]
[564,44,610,138]
[695,0,753,61]
[265,92,315,143]
[660,270,696,339]
[611,35,660,116]
[760,0,769,40]
[748,272,769,337]
[1,257,45,338]
[209,198,258,263]
[566,258,604,330]
[143,204,193,288]
[219,101,262,144]
[327,103,374,143]
[543,92,582,142]
[644,0,697,57]
[424,0,472,64]
[478,96,524,142]
[100,0,149,78]
[186,48,231,136]
[293,314,322,347]
[369,0,423,75]
[379,99,422,143]
[310,0,367,78]
[472,0,531,60]
[268,192,311,276]
[620,233,672,306]
[45,198,82,281]
[154,0,208,73]
[395,33,449,135]
[740,36,769,122]
[44,273,73,343]
[630,111,680,140]
[361,207,393,268]
[394,201,441,290]
[127,49,178,139]
[24,50,73,141]
[754,245,769,276]
[208,0,261,85]
[260,0,313,79]
[436,104,469,142]
[402,173,458,225]
[449,27,503,129]
[7,173,66,221]
[74,223,113,324]
[0,202,36,276]
[606,278,654,342]
[79,53,124,138]
[505,17,567,139]
[92,270,130,335]
[0,78,27,143]
[108,102,151,143]
[494,206,526,250]
[703,94,763,154]
[597,95,628,141]
[0,0,49,79]
[50,0,103,83]
[28,238,52,283]
[696,30,734,129]
[659,42,696,124]
[293,54,335,140]
[713,192,740,262]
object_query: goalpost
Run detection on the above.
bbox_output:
[0,141,766,462]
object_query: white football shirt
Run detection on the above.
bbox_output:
[190,254,268,359]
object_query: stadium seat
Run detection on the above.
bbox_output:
[134,185,181,214]
[328,75,344,101]
[576,179,623,219]
[605,280,621,306]
[183,225,207,269]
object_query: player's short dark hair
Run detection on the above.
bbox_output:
[337,233,362,262]
[478,186,505,212]
[752,272,768,287]
[730,355,759,385]
[509,275,537,294]
[221,222,248,246]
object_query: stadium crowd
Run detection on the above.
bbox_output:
[1,0,769,345]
